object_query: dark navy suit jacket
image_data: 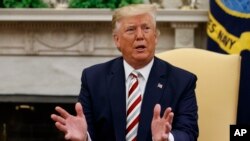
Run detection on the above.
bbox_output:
[78,57,198,141]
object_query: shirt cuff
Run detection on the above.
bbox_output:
[169,132,174,141]
[87,132,92,141]
[152,132,174,141]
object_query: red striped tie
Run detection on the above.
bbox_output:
[126,71,142,141]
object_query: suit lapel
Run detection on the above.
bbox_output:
[137,58,170,141]
[107,58,126,141]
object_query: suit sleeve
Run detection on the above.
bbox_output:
[78,69,96,141]
[172,75,199,141]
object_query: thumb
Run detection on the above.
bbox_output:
[75,102,84,117]
[65,133,71,140]
[153,104,161,120]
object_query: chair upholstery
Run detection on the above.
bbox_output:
[156,48,241,141]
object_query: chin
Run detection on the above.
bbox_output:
[135,54,152,62]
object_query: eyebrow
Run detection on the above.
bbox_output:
[125,22,151,27]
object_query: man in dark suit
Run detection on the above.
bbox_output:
[51,4,198,141]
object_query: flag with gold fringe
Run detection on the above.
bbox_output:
[207,0,250,124]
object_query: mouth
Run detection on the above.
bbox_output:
[135,45,146,52]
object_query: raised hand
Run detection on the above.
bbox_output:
[51,102,88,141]
[151,104,174,141]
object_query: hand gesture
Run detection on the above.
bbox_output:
[151,104,174,141]
[51,102,88,141]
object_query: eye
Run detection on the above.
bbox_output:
[125,27,136,34]
[126,27,135,32]
[142,26,151,32]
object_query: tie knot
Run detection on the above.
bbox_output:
[131,71,139,78]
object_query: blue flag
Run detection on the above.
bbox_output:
[207,0,250,124]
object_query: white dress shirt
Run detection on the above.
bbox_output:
[123,59,174,141]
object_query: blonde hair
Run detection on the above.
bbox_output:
[112,4,157,33]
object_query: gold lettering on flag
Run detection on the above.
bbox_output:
[207,12,250,54]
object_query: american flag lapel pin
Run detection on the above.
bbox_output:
[157,83,163,89]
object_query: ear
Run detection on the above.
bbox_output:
[154,30,159,45]
[113,34,120,49]
[155,36,158,45]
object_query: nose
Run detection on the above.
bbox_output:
[135,27,144,40]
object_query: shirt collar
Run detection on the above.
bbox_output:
[124,58,154,81]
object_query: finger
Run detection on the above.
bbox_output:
[163,107,172,119]
[165,122,172,133]
[153,104,161,120]
[161,133,168,140]
[51,114,58,122]
[51,114,66,125]
[75,102,84,118]
[55,106,70,119]
[167,112,174,124]
[55,122,67,133]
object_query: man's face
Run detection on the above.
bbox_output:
[113,13,158,69]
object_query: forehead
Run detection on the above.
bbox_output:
[119,13,154,26]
